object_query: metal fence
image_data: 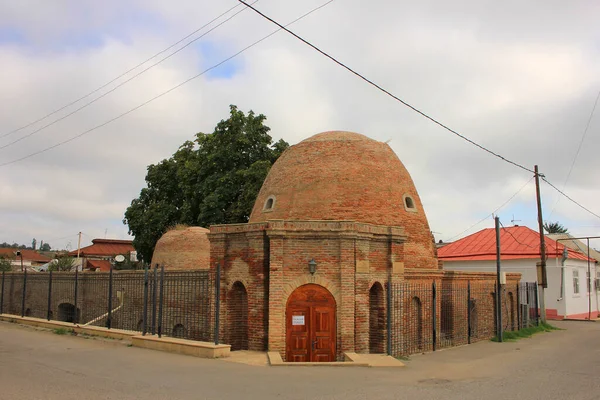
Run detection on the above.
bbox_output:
[0,267,213,342]
[389,281,539,357]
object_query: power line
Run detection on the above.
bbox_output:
[0,0,334,167]
[0,2,258,152]
[548,87,600,218]
[498,219,537,249]
[237,0,535,175]
[445,176,534,241]
[0,2,253,141]
[542,177,600,221]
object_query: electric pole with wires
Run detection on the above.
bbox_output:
[534,165,547,323]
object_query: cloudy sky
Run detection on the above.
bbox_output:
[1,0,599,252]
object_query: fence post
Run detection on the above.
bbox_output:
[107,266,113,329]
[151,265,158,335]
[157,265,165,338]
[497,282,503,342]
[386,280,392,356]
[214,262,221,345]
[467,281,471,344]
[516,283,521,330]
[432,281,437,352]
[47,271,53,321]
[73,268,79,324]
[534,283,540,326]
[142,266,149,335]
[21,270,27,317]
[0,270,4,314]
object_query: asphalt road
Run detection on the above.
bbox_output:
[1,320,599,400]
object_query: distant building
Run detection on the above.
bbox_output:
[68,239,136,271]
[439,226,598,320]
[0,248,52,270]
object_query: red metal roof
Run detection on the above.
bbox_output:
[0,248,52,263]
[86,259,112,272]
[438,226,594,262]
[68,239,134,257]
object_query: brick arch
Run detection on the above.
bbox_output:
[282,275,340,305]
[227,281,249,351]
[369,281,385,353]
[280,276,341,359]
[225,278,250,293]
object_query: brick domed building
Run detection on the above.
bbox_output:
[152,226,210,270]
[209,131,515,361]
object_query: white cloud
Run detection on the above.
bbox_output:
[0,0,599,252]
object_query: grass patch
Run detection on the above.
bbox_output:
[492,322,560,342]
[53,328,69,335]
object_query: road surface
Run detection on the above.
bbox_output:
[0,320,598,399]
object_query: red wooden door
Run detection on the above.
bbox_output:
[286,284,336,362]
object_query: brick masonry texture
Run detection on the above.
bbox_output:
[249,131,438,270]
[0,131,524,362]
[151,227,210,270]
[207,131,523,361]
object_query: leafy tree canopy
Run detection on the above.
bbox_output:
[0,256,13,272]
[49,256,75,272]
[123,105,289,262]
[543,221,568,234]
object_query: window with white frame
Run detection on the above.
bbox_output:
[573,269,580,295]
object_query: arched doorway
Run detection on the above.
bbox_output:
[410,297,423,351]
[172,323,186,339]
[227,281,248,351]
[286,284,336,362]
[58,303,78,323]
[369,282,385,354]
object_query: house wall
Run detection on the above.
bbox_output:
[563,260,599,319]
[443,258,599,319]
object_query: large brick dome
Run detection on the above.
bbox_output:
[151,226,210,270]
[249,131,437,268]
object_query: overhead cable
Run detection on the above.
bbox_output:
[0,1,259,151]
[0,0,334,167]
[446,176,534,241]
[0,2,253,141]
[237,0,535,174]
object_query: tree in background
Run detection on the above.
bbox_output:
[49,256,76,272]
[543,221,569,234]
[124,105,289,262]
[31,238,37,250]
[0,256,12,272]
[40,242,51,251]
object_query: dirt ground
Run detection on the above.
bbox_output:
[1,320,598,400]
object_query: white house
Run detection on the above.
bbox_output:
[439,226,599,320]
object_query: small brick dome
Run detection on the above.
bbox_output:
[151,226,210,270]
[249,131,436,268]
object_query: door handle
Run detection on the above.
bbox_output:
[312,340,317,351]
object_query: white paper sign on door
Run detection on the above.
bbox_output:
[292,315,305,325]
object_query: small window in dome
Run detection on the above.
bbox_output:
[403,194,417,212]
[263,196,276,212]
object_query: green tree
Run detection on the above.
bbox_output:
[543,221,568,234]
[40,242,51,251]
[31,238,37,250]
[49,256,75,272]
[124,105,288,262]
[0,256,13,272]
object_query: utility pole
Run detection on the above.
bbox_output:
[495,216,503,342]
[76,232,82,271]
[534,165,547,323]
